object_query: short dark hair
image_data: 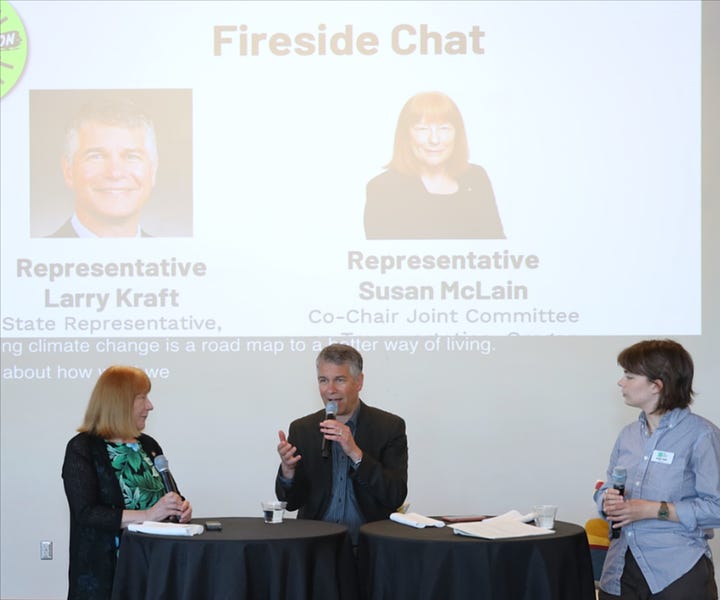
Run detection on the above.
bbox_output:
[316,344,363,378]
[617,339,694,412]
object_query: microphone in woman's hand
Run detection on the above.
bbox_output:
[610,466,627,539]
[154,454,180,522]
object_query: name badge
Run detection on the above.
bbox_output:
[651,450,674,464]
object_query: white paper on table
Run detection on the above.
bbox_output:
[390,512,445,528]
[128,521,205,536]
[451,509,554,539]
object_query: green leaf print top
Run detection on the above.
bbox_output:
[106,441,165,510]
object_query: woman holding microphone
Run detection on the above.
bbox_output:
[62,365,192,600]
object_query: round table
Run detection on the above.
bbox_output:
[358,519,596,600]
[111,517,358,600]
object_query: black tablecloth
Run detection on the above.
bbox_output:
[111,517,358,600]
[358,519,596,600]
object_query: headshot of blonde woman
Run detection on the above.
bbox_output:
[365,91,504,240]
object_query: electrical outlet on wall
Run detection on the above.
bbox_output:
[40,540,53,560]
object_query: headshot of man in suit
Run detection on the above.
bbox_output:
[51,100,159,238]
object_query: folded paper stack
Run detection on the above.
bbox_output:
[451,509,554,539]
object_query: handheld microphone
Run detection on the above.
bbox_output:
[321,401,338,459]
[610,466,627,539]
[154,454,180,522]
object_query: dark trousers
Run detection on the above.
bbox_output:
[598,550,718,600]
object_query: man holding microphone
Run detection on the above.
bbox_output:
[275,344,408,545]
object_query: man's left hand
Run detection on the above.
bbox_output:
[320,419,363,463]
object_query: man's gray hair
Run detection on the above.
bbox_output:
[316,344,363,378]
[63,99,158,164]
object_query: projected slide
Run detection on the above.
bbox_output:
[0,0,701,341]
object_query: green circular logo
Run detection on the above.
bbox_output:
[0,0,28,99]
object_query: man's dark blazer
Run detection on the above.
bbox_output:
[275,400,408,523]
[48,219,151,238]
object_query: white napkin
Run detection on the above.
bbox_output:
[483,509,537,524]
[390,512,445,528]
[128,521,205,536]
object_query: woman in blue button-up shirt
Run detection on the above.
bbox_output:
[596,339,720,599]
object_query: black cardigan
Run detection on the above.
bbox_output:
[61,432,164,600]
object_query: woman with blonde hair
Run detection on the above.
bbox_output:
[62,365,192,600]
[365,91,504,240]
